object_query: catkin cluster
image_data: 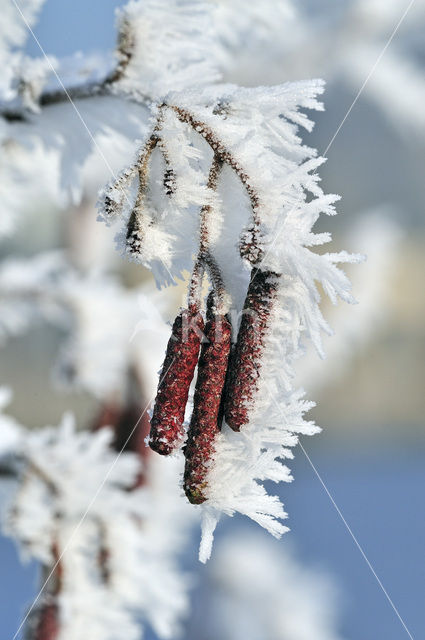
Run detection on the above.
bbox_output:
[149,270,278,504]
[104,102,281,504]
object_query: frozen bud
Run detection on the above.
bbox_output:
[224,270,280,431]
[125,210,145,257]
[149,308,204,455]
[239,224,265,265]
[163,167,177,196]
[101,165,136,223]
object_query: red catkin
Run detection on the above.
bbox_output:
[149,308,204,455]
[224,269,280,431]
[93,402,150,456]
[33,602,60,640]
[184,304,232,504]
[92,367,152,486]
[93,401,151,487]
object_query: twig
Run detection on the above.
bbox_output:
[188,154,227,311]
[1,8,146,123]
[125,134,160,252]
[171,105,264,265]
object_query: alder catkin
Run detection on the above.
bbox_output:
[92,401,151,488]
[33,602,59,640]
[224,269,280,431]
[184,302,232,504]
[149,308,204,455]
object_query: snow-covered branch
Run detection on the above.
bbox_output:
[98,49,360,558]
[0,390,194,639]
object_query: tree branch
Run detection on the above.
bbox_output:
[1,7,144,123]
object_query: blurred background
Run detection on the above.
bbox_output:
[0,1,424,639]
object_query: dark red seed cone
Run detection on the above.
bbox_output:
[32,602,59,640]
[149,308,204,455]
[224,269,280,431]
[92,403,150,458]
[184,308,232,504]
[91,367,152,487]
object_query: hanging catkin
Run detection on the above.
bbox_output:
[149,307,204,455]
[33,602,59,640]
[224,269,280,431]
[184,297,232,504]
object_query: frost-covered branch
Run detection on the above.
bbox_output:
[98,58,360,558]
[0,388,194,640]
[0,0,135,120]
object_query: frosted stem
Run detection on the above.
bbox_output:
[188,154,228,312]
[170,105,264,265]
[125,134,159,252]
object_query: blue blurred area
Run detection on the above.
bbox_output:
[284,442,424,640]
[2,443,423,640]
[25,0,125,58]
[189,442,424,640]
[0,535,38,640]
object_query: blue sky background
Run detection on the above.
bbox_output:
[25,0,124,59]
